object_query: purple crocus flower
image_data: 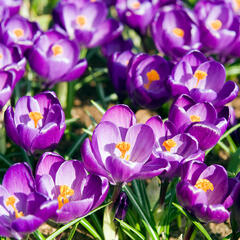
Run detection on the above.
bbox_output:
[4,91,66,154]
[0,162,57,239]
[177,160,238,223]
[35,152,109,223]
[81,104,170,184]
[169,94,229,150]
[195,0,239,55]
[108,50,134,97]
[0,0,22,17]
[151,5,201,60]
[168,50,239,106]
[126,53,172,109]
[146,116,204,179]
[28,30,87,87]
[53,1,123,48]
[0,43,26,86]
[0,15,41,53]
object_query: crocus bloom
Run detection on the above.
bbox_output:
[0,0,22,17]
[0,163,57,239]
[35,152,109,223]
[53,1,123,48]
[177,160,238,223]
[0,15,41,53]
[4,91,66,154]
[195,0,239,55]
[146,116,203,179]
[169,94,229,150]
[151,5,201,60]
[127,53,171,108]
[82,104,170,184]
[0,43,26,86]
[168,50,239,106]
[28,30,87,87]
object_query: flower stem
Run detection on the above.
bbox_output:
[159,178,169,207]
[110,183,122,210]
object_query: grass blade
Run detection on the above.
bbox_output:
[79,218,102,240]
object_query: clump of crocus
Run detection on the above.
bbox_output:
[0,15,41,53]
[177,160,238,223]
[28,29,87,87]
[4,91,66,154]
[151,5,201,60]
[53,1,123,48]
[0,162,57,239]
[127,53,171,108]
[35,152,109,223]
[168,50,239,106]
[81,104,170,184]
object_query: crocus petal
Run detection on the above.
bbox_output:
[36,174,56,199]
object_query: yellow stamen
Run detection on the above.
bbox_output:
[144,69,160,90]
[52,45,63,56]
[162,139,177,152]
[29,112,43,128]
[13,28,24,38]
[193,70,207,87]
[76,15,86,27]
[6,196,24,219]
[172,27,184,38]
[190,115,201,122]
[116,142,131,159]
[0,53,3,59]
[210,19,222,31]
[234,0,240,10]
[132,1,141,9]
[195,179,214,192]
[58,185,74,209]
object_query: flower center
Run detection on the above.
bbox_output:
[76,15,86,27]
[190,115,201,122]
[116,141,131,160]
[29,112,43,128]
[52,45,63,56]
[144,69,160,90]
[6,196,24,219]
[194,179,214,192]
[162,139,177,152]
[132,1,141,9]
[57,185,74,209]
[13,28,24,38]
[193,70,207,87]
[172,27,184,38]
[210,19,222,31]
[0,53,3,59]
[234,0,240,10]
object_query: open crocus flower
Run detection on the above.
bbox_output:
[146,116,203,179]
[177,160,238,223]
[127,53,171,108]
[195,0,239,55]
[168,50,239,106]
[4,91,66,154]
[0,43,26,86]
[0,15,41,53]
[169,94,229,150]
[28,29,87,87]
[151,5,201,60]
[53,1,123,48]
[82,104,170,184]
[0,163,57,239]
[35,152,109,223]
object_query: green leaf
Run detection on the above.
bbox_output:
[228,148,240,174]
[146,177,160,210]
[67,222,80,240]
[172,202,212,240]
[79,218,102,240]
[33,230,46,240]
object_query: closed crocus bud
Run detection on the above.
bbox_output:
[127,53,171,109]
[0,43,26,86]
[151,5,201,60]
[35,152,109,223]
[0,163,57,239]
[168,50,239,106]
[114,192,128,220]
[28,30,87,87]
[0,15,41,54]
[195,0,239,55]
[4,91,66,154]
[53,1,123,48]
[177,160,238,223]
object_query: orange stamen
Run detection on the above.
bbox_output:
[58,185,74,209]
[29,112,43,128]
[13,28,24,38]
[172,28,184,38]
[132,1,141,9]
[210,19,222,31]
[193,70,207,87]
[162,139,177,152]
[52,45,63,56]
[76,15,86,27]
[0,53,3,59]
[144,69,160,90]
[116,142,131,160]
[195,179,214,192]
[6,196,24,219]
[190,115,201,122]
